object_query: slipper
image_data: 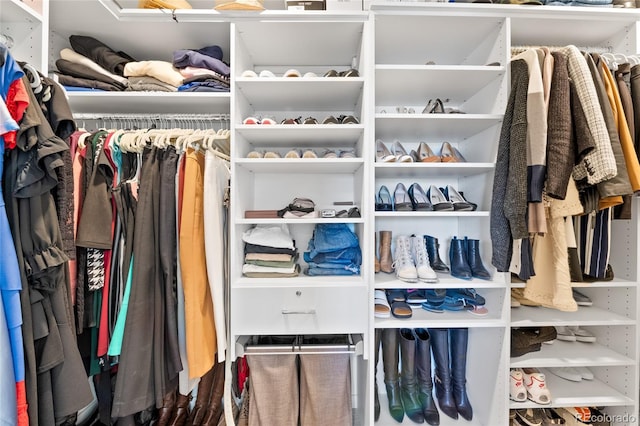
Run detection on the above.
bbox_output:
[241,69,258,77]
[263,151,281,159]
[246,150,263,158]
[390,301,412,319]
[374,290,391,318]
[258,70,276,78]
[446,288,485,306]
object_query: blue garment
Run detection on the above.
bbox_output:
[178,81,229,92]
[306,223,360,259]
[1,45,24,99]
[306,262,360,274]
[303,246,361,265]
[305,267,358,276]
[62,85,106,92]
[173,50,230,76]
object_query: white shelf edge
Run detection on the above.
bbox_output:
[510,278,637,289]
[510,340,636,368]
[375,317,506,329]
[375,211,490,218]
[236,77,365,83]
[375,64,505,71]
[236,218,364,224]
[234,276,366,287]
[236,124,365,130]
[374,113,504,120]
[511,305,635,327]
[373,275,506,289]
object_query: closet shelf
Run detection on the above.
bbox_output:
[374,310,505,329]
[1,0,43,22]
[374,162,495,178]
[508,372,635,409]
[374,211,489,218]
[236,218,365,225]
[511,306,635,327]
[510,340,635,368]
[374,114,503,140]
[236,125,364,143]
[234,276,366,288]
[237,78,364,111]
[374,272,506,289]
[234,158,364,174]
[66,92,231,114]
[511,278,637,289]
[375,67,505,106]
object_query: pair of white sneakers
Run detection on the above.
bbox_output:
[392,235,438,283]
[510,368,551,405]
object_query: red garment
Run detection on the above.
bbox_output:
[16,381,27,426]
[4,79,29,149]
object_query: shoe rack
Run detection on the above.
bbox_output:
[370,7,511,426]
[229,14,372,426]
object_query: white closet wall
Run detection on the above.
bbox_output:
[1,0,48,72]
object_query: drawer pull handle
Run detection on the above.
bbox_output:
[281,309,316,315]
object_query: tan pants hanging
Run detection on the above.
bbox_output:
[180,148,217,378]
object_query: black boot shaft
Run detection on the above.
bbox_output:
[449,237,472,280]
[414,328,440,426]
[399,329,425,424]
[450,328,473,421]
[465,237,491,280]
[428,328,458,420]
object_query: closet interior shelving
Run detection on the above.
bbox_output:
[0,0,634,424]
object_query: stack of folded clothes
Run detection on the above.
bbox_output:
[54,35,135,92]
[172,45,230,92]
[543,0,612,6]
[303,223,361,276]
[242,224,300,277]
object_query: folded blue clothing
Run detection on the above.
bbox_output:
[306,223,360,258]
[303,246,362,266]
[63,85,106,92]
[305,262,360,274]
[305,266,359,276]
[173,49,230,76]
[178,83,229,92]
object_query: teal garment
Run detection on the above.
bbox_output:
[107,259,133,357]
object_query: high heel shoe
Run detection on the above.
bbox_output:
[426,185,454,211]
[392,140,413,162]
[376,185,393,211]
[440,142,466,162]
[393,183,413,211]
[376,140,396,163]
[408,183,433,211]
[417,142,441,162]
[442,185,476,211]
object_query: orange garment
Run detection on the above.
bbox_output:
[179,149,216,378]
[600,62,640,209]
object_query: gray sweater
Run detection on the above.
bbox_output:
[491,59,530,272]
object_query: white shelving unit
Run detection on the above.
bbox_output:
[43,1,640,425]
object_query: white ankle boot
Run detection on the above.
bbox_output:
[393,235,418,283]
[410,236,438,283]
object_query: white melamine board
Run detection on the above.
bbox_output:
[511,306,635,327]
[66,92,231,114]
[375,114,503,141]
[235,158,364,174]
[374,163,495,178]
[510,340,635,369]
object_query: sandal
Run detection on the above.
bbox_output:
[422,98,445,114]
[374,289,391,318]
[521,368,552,405]
[390,300,413,319]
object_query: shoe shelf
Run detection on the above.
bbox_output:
[374,163,495,178]
[510,340,636,369]
[65,92,231,115]
[235,124,364,144]
[374,272,506,289]
[374,114,503,141]
[236,78,364,111]
[508,370,635,410]
[235,158,365,174]
[511,278,638,289]
[511,306,635,327]
[374,211,490,218]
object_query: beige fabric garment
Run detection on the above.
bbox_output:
[524,179,582,311]
[247,355,299,426]
[124,60,184,88]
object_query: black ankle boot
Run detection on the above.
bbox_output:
[428,328,458,420]
[414,328,440,425]
[450,328,473,421]
[465,237,491,280]
[382,328,404,423]
[423,235,449,272]
[449,237,472,280]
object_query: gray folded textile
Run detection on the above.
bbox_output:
[55,73,122,91]
[56,59,127,90]
[127,76,178,92]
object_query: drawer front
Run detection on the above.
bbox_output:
[232,286,368,335]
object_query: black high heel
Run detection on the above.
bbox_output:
[408,183,433,211]
[376,186,393,211]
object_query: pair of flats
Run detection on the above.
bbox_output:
[375,140,466,163]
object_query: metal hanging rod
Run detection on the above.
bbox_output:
[236,334,364,357]
[73,113,230,121]
[511,44,612,55]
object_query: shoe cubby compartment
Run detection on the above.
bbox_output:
[232,285,368,335]
[374,327,508,425]
[374,15,506,67]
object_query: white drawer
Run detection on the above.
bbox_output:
[232,285,368,335]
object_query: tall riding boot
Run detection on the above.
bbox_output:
[382,328,404,422]
[423,235,449,272]
[399,329,425,424]
[157,389,177,426]
[449,237,472,280]
[465,237,491,280]
[414,329,440,426]
[428,328,458,420]
[202,361,226,425]
[450,328,473,421]
[379,231,393,273]
[170,392,192,426]
[375,232,381,273]
[189,366,217,425]
[375,328,382,421]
